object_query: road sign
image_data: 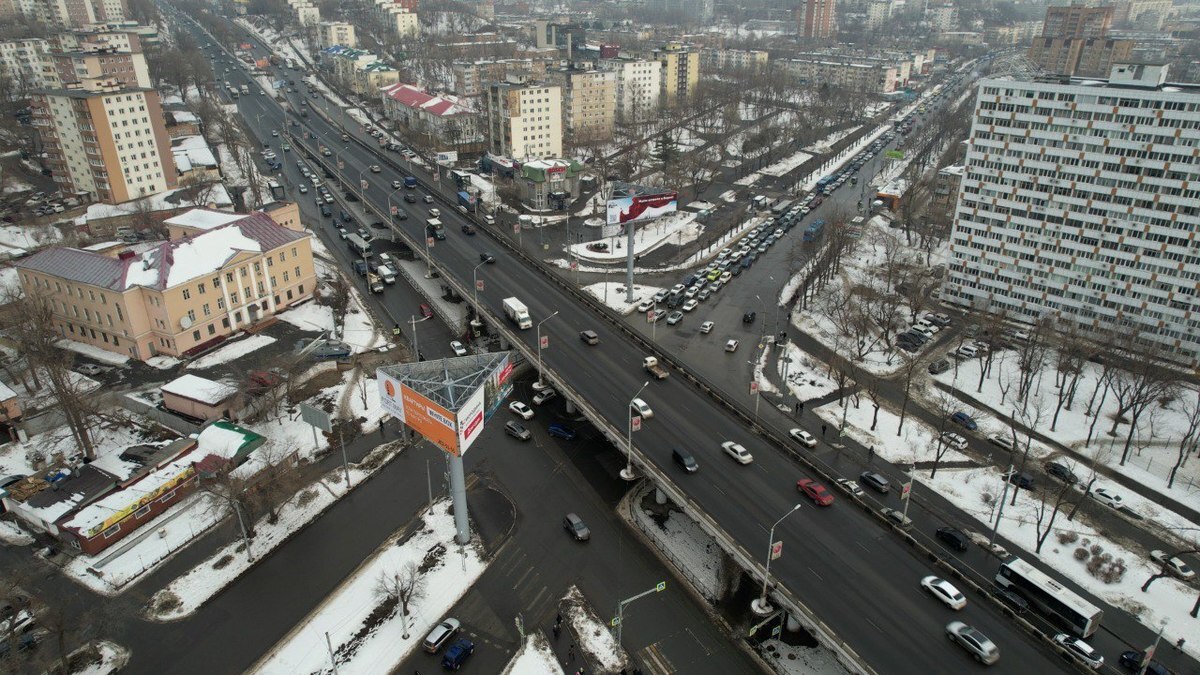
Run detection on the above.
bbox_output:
[901,481,912,498]
[770,540,783,560]
[299,402,332,432]
[337,160,344,170]
[360,179,368,191]
[426,237,434,247]
[750,381,759,394]
[476,279,484,291]
[771,625,782,637]
[610,617,621,627]
[569,260,578,270]
[631,415,642,432]
[539,335,549,349]
[513,222,520,233]
[655,581,666,592]
[390,205,398,215]
[647,310,657,323]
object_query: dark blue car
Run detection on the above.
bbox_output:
[442,638,474,670]
[950,412,978,431]
[548,424,576,440]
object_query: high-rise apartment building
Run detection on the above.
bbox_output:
[598,57,660,123]
[1028,3,1134,77]
[50,32,150,89]
[652,44,699,106]
[317,21,356,48]
[798,0,835,39]
[485,76,562,159]
[946,63,1200,365]
[549,67,616,142]
[701,49,768,72]
[32,77,176,204]
[0,39,59,93]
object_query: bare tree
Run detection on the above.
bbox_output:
[1033,479,1076,554]
[1106,344,1178,465]
[927,392,960,479]
[896,352,923,435]
[1170,388,1200,489]
[375,562,426,639]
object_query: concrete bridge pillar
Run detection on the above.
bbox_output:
[655,488,668,505]
[786,613,802,633]
[565,400,577,414]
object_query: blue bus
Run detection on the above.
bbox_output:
[803,220,825,242]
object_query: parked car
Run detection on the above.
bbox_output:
[789,428,817,448]
[442,638,475,670]
[532,388,557,405]
[666,311,684,325]
[860,471,890,494]
[563,513,590,541]
[295,339,351,359]
[1004,470,1035,489]
[1091,487,1123,509]
[1150,549,1196,580]
[75,363,105,376]
[936,527,970,552]
[1054,633,1103,669]
[1118,650,1169,675]
[450,340,468,356]
[947,621,1000,664]
[921,576,966,610]
[548,424,577,440]
[423,618,461,653]
[987,433,1015,451]
[1045,461,1078,483]
[504,421,531,441]
[940,432,968,450]
[508,401,534,420]
[797,478,834,506]
[950,411,978,430]
[720,441,753,464]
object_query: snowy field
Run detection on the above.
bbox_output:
[813,396,972,467]
[187,334,276,370]
[251,500,488,675]
[780,343,838,402]
[568,211,699,263]
[147,441,404,620]
[758,150,813,178]
[582,282,664,315]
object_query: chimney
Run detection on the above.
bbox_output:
[117,250,135,260]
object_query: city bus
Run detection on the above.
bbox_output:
[995,557,1102,637]
[346,233,372,256]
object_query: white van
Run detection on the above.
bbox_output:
[955,344,978,359]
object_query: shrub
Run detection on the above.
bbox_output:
[1074,547,1090,562]
[1057,531,1079,545]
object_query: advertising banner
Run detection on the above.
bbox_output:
[481,355,514,420]
[379,372,460,455]
[606,190,678,226]
[456,385,486,453]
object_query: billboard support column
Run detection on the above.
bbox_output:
[625,222,636,303]
[449,454,470,544]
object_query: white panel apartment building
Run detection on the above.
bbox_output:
[599,57,660,123]
[946,63,1200,364]
[485,78,562,159]
[0,39,59,93]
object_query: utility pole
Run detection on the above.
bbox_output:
[990,463,1014,548]
[612,581,666,646]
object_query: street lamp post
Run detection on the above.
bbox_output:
[387,186,403,242]
[620,381,650,481]
[754,294,768,343]
[357,169,368,201]
[535,311,560,389]
[409,314,430,361]
[752,504,803,615]
[471,260,487,323]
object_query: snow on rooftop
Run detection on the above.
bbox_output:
[165,226,262,287]
[160,374,237,405]
[165,209,244,231]
[83,240,122,251]
[0,379,14,400]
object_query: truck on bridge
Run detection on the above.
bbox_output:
[503,297,532,329]
[643,356,669,380]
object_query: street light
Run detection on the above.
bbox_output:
[357,168,369,201]
[408,314,431,362]
[386,185,403,242]
[752,503,803,615]
[471,260,487,326]
[754,294,768,343]
[620,381,650,481]
[535,311,559,389]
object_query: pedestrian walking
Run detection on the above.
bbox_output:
[553,624,561,639]
[1177,638,1186,650]
[868,445,874,461]
[568,644,576,662]
[821,423,827,437]
[798,401,804,413]
[556,612,562,626]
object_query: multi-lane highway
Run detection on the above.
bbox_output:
[184,19,1075,673]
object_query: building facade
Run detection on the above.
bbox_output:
[653,44,699,106]
[0,39,58,94]
[1028,3,1134,77]
[598,57,660,123]
[14,208,316,361]
[485,77,562,159]
[517,158,582,210]
[380,82,483,150]
[549,67,616,141]
[798,0,836,39]
[701,48,768,72]
[50,34,150,89]
[32,78,176,204]
[317,21,356,48]
[325,47,400,95]
[945,64,1200,365]
[452,58,547,98]
[781,58,899,93]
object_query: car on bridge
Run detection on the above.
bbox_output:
[789,428,817,448]
[859,471,890,494]
[946,621,999,665]
[796,479,833,506]
[834,477,863,497]
[720,441,753,465]
[921,576,966,610]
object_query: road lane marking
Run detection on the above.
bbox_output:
[807,566,824,581]
[856,541,871,553]
[511,565,535,590]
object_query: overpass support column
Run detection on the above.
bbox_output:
[655,487,667,505]
[498,336,510,350]
[448,454,470,544]
[565,400,576,414]
[786,613,802,633]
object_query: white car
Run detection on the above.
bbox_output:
[699,321,714,334]
[721,441,753,464]
[532,388,557,405]
[369,164,382,173]
[789,428,817,448]
[508,401,533,419]
[637,300,654,313]
[921,576,966,610]
[682,299,699,312]
[834,477,864,497]
[450,340,467,356]
[720,271,732,283]
[631,397,653,419]
[685,287,700,299]
[986,433,1014,451]
[670,284,685,295]
[1150,550,1196,580]
[725,339,739,353]
[940,431,968,450]
[1091,487,1123,509]
[391,179,403,188]
[1053,633,1103,669]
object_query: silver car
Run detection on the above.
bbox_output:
[946,621,999,665]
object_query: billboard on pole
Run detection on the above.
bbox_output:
[481,354,514,420]
[606,183,677,226]
[457,384,486,453]
[379,371,460,455]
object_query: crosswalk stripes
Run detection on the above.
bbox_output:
[637,642,675,674]
[456,588,509,645]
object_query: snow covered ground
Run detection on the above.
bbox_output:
[805,126,862,154]
[758,150,814,178]
[569,211,698,263]
[187,334,276,370]
[502,633,564,675]
[251,500,488,675]
[0,520,34,545]
[582,282,664,315]
[0,220,62,251]
[780,343,838,402]
[72,640,131,675]
[812,396,971,466]
[56,339,130,365]
[630,494,722,601]
[760,638,851,675]
[561,585,628,673]
[147,441,404,620]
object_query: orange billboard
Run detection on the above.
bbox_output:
[379,371,460,456]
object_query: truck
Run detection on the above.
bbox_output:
[502,297,532,329]
[643,356,669,380]
[352,259,368,276]
[403,176,417,188]
[457,191,475,210]
[347,233,372,256]
[240,84,249,96]
[803,219,826,242]
[268,179,285,200]
[367,273,384,293]
[378,264,397,284]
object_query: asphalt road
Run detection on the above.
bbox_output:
[191,36,1077,675]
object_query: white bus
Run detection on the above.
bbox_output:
[346,233,372,256]
[996,557,1102,637]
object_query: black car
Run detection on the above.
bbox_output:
[1045,461,1078,484]
[479,252,496,264]
[936,527,969,552]
[1119,650,1169,675]
[743,311,756,324]
[404,193,418,203]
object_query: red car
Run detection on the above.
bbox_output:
[797,478,834,506]
[419,303,433,318]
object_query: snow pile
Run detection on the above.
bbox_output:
[760,638,851,675]
[146,441,404,620]
[805,126,862,154]
[754,342,779,395]
[72,640,131,675]
[781,343,837,402]
[812,396,972,466]
[187,335,276,370]
[0,520,34,545]
[582,282,664,315]
[251,500,488,675]
[630,497,722,601]
[275,301,336,333]
[568,211,699,262]
[501,633,565,675]
[561,586,629,673]
[56,339,130,365]
[758,149,814,178]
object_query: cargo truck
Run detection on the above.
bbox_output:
[404,176,417,188]
[367,273,384,293]
[643,356,669,380]
[503,297,532,329]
